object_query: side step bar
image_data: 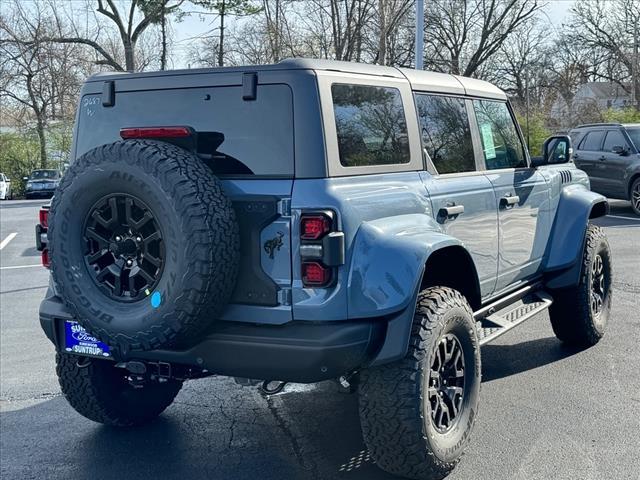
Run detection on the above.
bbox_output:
[473,284,553,346]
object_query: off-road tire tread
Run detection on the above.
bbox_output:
[359,287,478,480]
[549,224,611,346]
[49,140,239,352]
[56,352,182,427]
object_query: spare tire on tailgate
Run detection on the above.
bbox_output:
[48,140,239,354]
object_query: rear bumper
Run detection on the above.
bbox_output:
[25,189,55,198]
[39,292,389,383]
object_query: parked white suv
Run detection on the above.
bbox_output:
[0,173,12,200]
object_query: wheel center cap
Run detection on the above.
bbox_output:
[121,238,137,255]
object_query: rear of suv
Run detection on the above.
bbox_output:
[38,59,611,480]
[570,123,640,215]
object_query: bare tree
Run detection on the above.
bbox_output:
[492,22,546,107]
[26,1,185,72]
[0,2,84,167]
[424,0,541,77]
[571,0,640,110]
[373,0,412,65]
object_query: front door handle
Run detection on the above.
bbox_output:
[438,204,464,223]
[599,156,606,161]
[500,195,520,208]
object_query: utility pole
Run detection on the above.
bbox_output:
[415,0,424,70]
[218,0,226,67]
[525,68,530,150]
[634,20,639,111]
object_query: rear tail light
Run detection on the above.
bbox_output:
[299,211,343,288]
[301,214,332,240]
[39,208,49,228]
[36,207,49,269]
[302,262,331,286]
[120,126,192,139]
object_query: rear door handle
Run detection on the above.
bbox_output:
[599,156,606,161]
[500,195,520,208]
[437,204,464,223]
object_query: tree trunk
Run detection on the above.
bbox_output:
[160,11,167,70]
[218,0,225,67]
[124,39,135,71]
[377,0,386,65]
[36,115,47,169]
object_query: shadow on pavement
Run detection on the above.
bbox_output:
[1,338,587,480]
[20,247,40,258]
[481,336,584,382]
[0,384,396,480]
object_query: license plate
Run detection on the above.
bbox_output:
[64,321,111,358]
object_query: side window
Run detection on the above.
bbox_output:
[473,100,526,169]
[580,131,605,151]
[602,130,628,152]
[415,94,475,174]
[332,84,410,167]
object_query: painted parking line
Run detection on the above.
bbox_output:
[606,214,640,222]
[0,264,42,271]
[0,232,17,250]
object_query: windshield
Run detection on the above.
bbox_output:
[29,170,60,180]
[626,128,640,151]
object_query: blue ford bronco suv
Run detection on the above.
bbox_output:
[37,59,612,480]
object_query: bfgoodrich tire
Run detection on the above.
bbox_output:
[359,287,481,480]
[549,224,612,346]
[48,140,239,354]
[56,352,181,426]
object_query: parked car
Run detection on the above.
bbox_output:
[570,122,640,215]
[36,59,611,480]
[23,169,62,199]
[0,173,12,200]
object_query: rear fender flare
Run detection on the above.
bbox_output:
[347,218,464,319]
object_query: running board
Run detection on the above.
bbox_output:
[474,288,553,346]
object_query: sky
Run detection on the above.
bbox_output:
[170,0,576,68]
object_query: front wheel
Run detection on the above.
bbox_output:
[549,224,612,346]
[359,287,481,480]
[56,353,182,427]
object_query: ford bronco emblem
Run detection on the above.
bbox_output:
[264,231,284,259]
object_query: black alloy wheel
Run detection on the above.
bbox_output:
[631,178,640,215]
[83,193,164,302]
[428,333,465,433]
[590,253,606,322]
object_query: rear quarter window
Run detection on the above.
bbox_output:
[75,84,294,176]
[331,84,410,167]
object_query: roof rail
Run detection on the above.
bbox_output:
[574,122,622,128]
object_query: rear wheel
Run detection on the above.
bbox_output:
[359,287,481,480]
[549,224,612,346]
[56,353,182,427]
[630,177,640,216]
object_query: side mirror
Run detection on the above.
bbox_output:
[5,178,10,183]
[612,145,627,156]
[23,176,29,181]
[534,135,573,167]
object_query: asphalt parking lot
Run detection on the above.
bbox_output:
[1,199,639,480]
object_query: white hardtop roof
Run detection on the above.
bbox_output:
[88,57,507,100]
[400,68,506,100]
